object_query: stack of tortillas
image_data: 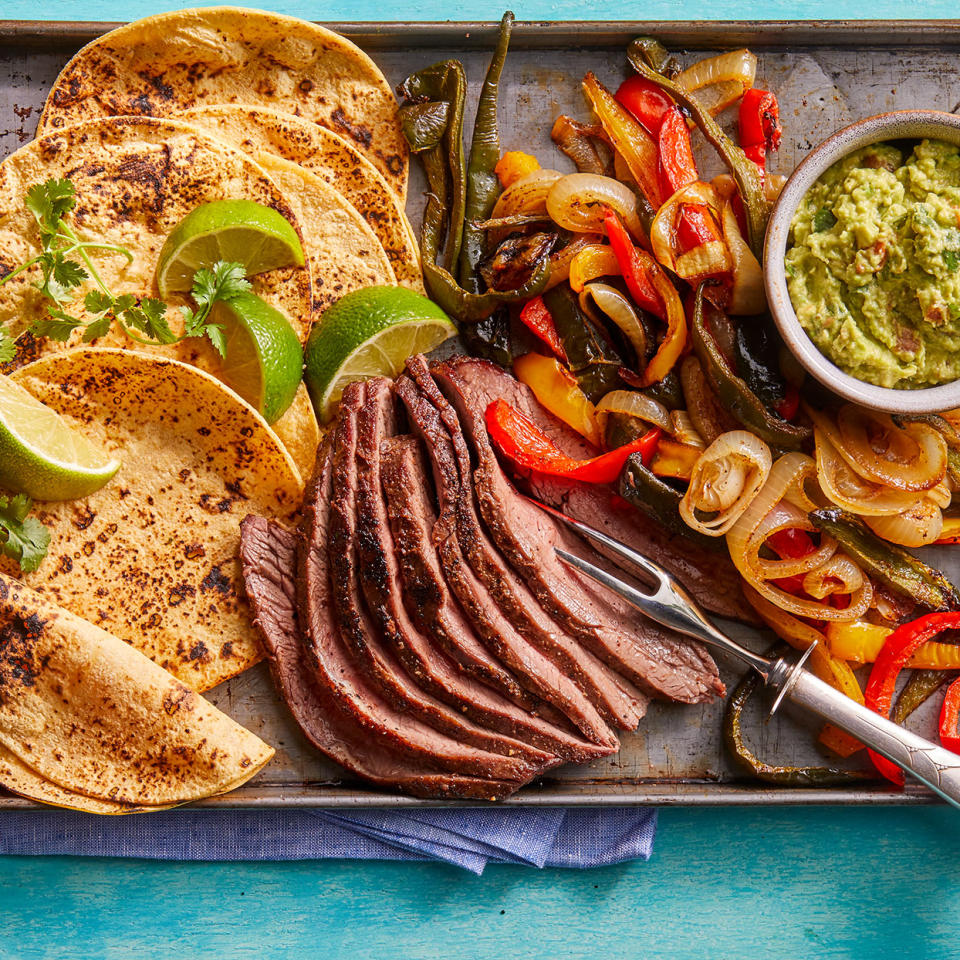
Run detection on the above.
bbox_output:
[3,5,422,483]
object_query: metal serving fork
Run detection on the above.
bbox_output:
[531,498,960,808]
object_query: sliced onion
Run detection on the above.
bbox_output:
[674,240,732,280]
[492,168,562,219]
[650,181,726,277]
[675,49,757,115]
[568,243,620,293]
[595,389,672,433]
[765,173,786,202]
[546,173,646,241]
[579,283,648,362]
[721,194,765,315]
[816,428,922,516]
[928,480,952,509]
[669,410,705,448]
[726,453,872,621]
[743,583,828,649]
[865,501,944,548]
[802,555,864,600]
[680,430,772,536]
[544,234,601,292]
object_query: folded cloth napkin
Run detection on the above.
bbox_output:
[0,807,656,874]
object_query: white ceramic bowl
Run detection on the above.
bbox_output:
[763,109,960,414]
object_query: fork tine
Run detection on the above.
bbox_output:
[527,496,668,586]
[554,548,655,605]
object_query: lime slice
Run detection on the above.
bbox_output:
[157,199,305,296]
[0,375,121,501]
[304,285,456,422]
[212,291,304,425]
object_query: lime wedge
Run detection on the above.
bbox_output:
[0,375,121,501]
[157,199,305,296]
[304,285,456,422]
[212,291,304,425]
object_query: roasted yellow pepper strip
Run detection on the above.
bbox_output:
[494,150,540,189]
[650,437,701,481]
[826,619,960,669]
[568,244,621,293]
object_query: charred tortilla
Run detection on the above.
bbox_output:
[37,6,409,202]
[0,348,303,691]
[0,572,273,807]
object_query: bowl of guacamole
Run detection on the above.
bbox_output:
[765,111,960,413]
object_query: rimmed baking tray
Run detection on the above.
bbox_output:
[0,19,956,807]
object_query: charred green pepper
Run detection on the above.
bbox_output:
[542,283,622,402]
[619,453,722,550]
[724,659,870,786]
[692,285,810,449]
[734,318,789,410]
[627,38,770,257]
[398,13,548,324]
[892,669,952,725]
[809,508,960,612]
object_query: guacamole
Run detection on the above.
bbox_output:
[786,138,960,389]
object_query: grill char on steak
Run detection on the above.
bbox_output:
[403,356,649,728]
[352,378,561,770]
[395,373,620,750]
[325,382,540,781]
[431,358,724,704]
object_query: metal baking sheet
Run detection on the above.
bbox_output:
[1,19,957,808]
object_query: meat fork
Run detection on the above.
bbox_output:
[531,498,960,808]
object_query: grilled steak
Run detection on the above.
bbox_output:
[325,382,540,781]
[353,378,560,770]
[381,434,616,764]
[396,372,621,747]
[239,515,517,801]
[432,358,723,704]
[435,355,753,624]
[299,412,533,780]
[405,355,651,724]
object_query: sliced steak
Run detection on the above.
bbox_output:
[353,378,559,771]
[405,355,649,724]
[436,355,753,625]
[327,382,539,781]
[300,411,532,782]
[432,358,723,704]
[382,434,615,764]
[396,372,620,749]
[240,515,516,801]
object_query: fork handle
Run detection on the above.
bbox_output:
[771,659,960,807]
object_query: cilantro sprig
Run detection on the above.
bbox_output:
[0,494,50,573]
[0,179,251,361]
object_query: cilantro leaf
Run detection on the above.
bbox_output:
[30,307,83,342]
[945,250,959,273]
[193,261,251,312]
[205,322,227,359]
[813,207,837,233]
[84,289,114,314]
[25,179,77,240]
[0,326,14,364]
[0,494,50,573]
[131,298,177,344]
[82,312,114,342]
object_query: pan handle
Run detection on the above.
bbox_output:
[769,657,960,808]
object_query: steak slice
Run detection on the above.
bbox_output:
[300,410,533,782]
[405,355,649,725]
[432,358,723,704]
[396,372,620,749]
[327,382,539,781]
[382,434,614,764]
[436,355,754,625]
[353,378,559,771]
[240,515,517,801]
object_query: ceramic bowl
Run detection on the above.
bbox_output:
[763,109,960,414]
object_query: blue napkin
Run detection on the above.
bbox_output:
[0,807,656,874]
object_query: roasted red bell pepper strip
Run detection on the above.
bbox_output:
[486,398,660,484]
[865,611,960,785]
[738,87,782,170]
[775,383,801,421]
[768,527,817,597]
[676,202,722,254]
[939,678,960,753]
[614,75,675,137]
[658,107,699,197]
[602,208,664,319]
[518,296,567,362]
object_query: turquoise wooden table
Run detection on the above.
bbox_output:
[3,3,960,958]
